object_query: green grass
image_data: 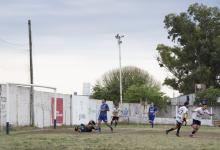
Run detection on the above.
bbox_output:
[0,124,220,150]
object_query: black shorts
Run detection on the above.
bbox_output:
[112,116,119,121]
[192,119,201,126]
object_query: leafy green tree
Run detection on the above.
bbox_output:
[124,84,167,108]
[195,88,220,106]
[156,3,220,94]
[91,66,166,106]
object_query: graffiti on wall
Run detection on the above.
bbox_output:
[122,107,129,117]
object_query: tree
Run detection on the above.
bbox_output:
[91,66,166,106]
[195,87,220,106]
[156,3,220,94]
[124,84,167,109]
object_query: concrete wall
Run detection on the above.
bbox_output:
[119,102,215,126]
[0,84,219,128]
[0,84,71,128]
[71,95,113,125]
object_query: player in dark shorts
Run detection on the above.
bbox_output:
[97,99,113,132]
[189,100,215,137]
[148,103,157,128]
[111,105,121,127]
[75,120,98,132]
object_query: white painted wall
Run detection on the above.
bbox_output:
[71,95,113,125]
[0,84,216,128]
[0,84,71,128]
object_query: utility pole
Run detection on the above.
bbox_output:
[28,19,34,126]
[115,34,124,106]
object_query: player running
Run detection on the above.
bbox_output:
[189,100,215,137]
[166,101,189,137]
[111,104,121,127]
[97,99,113,132]
[148,102,157,128]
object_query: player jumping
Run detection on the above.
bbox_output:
[166,101,189,137]
[189,100,215,137]
[148,102,157,128]
[97,99,113,132]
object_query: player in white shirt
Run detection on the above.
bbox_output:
[189,102,215,137]
[166,101,189,137]
[111,105,121,127]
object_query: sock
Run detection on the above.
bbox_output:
[176,127,181,135]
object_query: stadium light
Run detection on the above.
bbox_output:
[115,34,124,106]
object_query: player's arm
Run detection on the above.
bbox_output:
[155,108,158,115]
[106,105,110,111]
[183,113,188,121]
[205,110,215,116]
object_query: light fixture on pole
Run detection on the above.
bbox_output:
[115,34,124,106]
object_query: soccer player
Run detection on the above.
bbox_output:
[189,100,215,137]
[97,99,113,132]
[75,120,97,132]
[166,101,189,137]
[148,102,157,128]
[111,105,121,127]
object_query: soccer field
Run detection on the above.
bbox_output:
[0,125,220,150]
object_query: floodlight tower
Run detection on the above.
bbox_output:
[115,34,124,106]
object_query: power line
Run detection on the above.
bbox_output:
[0,37,28,47]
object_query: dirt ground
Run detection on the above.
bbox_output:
[0,125,220,150]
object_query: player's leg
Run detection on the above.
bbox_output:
[148,115,153,128]
[166,122,179,134]
[190,125,200,137]
[151,116,155,128]
[104,121,113,132]
[103,116,113,132]
[111,117,114,126]
[97,115,102,132]
[176,122,182,137]
[74,126,80,132]
[115,117,119,127]
[190,120,201,137]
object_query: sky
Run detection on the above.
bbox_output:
[0,0,219,97]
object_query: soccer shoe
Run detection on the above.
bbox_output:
[176,133,180,137]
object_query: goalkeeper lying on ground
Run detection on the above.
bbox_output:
[74,120,98,132]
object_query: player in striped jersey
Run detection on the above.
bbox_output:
[166,101,189,137]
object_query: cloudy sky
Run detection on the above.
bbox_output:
[0,0,219,97]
